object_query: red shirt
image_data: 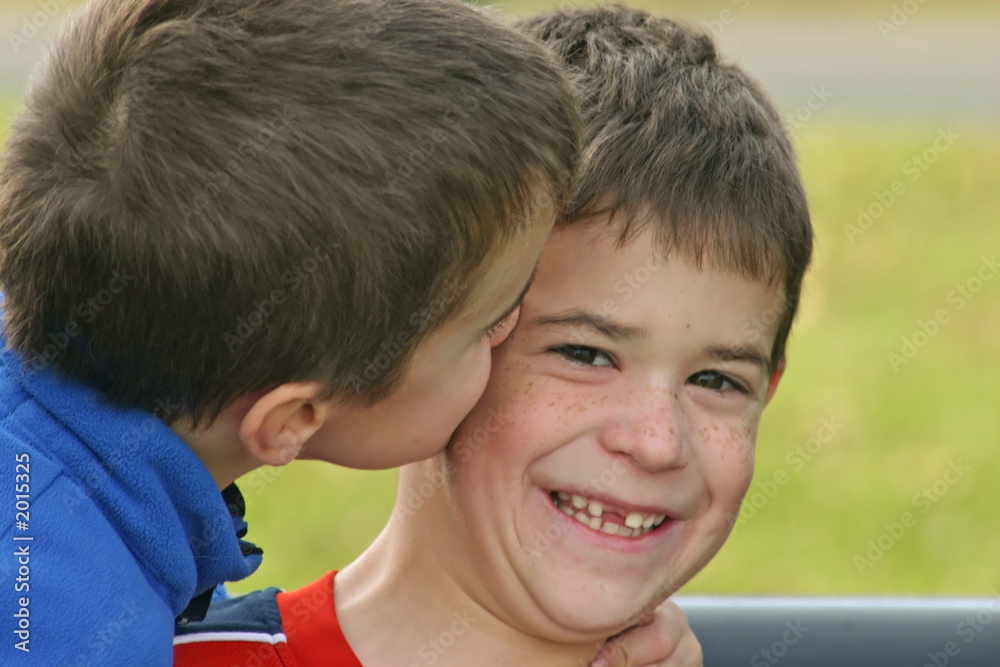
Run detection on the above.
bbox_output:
[174,571,363,666]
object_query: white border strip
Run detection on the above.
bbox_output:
[675,596,1000,610]
[174,631,288,646]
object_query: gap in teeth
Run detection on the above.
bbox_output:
[551,492,666,537]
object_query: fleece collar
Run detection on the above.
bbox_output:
[5,349,261,616]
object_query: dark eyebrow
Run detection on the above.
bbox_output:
[707,346,771,372]
[486,266,537,331]
[529,310,647,341]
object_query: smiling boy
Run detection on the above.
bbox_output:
[175,6,812,666]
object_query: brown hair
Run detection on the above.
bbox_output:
[517,5,812,366]
[0,0,579,423]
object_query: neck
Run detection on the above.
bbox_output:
[336,484,603,667]
[170,402,260,489]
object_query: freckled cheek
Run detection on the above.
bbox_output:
[483,385,587,460]
[699,419,756,495]
[731,419,758,494]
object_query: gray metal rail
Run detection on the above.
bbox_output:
[678,596,1000,666]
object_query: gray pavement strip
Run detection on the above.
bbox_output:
[1,9,998,116]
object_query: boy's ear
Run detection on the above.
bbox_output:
[239,382,330,467]
[764,358,786,406]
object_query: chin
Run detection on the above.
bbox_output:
[523,571,674,637]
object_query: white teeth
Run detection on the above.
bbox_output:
[554,492,667,538]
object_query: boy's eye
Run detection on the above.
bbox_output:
[552,344,614,368]
[687,370,749,394]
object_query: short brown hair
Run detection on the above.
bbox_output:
[0,0,579,423]
[517,6,812,366]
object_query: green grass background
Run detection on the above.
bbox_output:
[235,116,1000,596]
[1,0,997,598]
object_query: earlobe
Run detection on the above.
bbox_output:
[764,358,786,406]
[239,382,330,467]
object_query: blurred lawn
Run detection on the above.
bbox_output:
[2,105,998,595]
[223,113,1000,597]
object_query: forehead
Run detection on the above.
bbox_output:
[525,222,785,352]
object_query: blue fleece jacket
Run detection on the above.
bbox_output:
[0,334,260,665]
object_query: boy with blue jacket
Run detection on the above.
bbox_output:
[0,0,575,662]
[0,0,694,664]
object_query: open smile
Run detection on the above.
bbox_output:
[548,491,671,538]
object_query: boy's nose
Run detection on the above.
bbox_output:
[598,389,690,472]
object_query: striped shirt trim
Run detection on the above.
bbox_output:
[174,631,288,646]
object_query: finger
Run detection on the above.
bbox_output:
[655,629,703,667]
[589,637,629,667]
[615,600,703,667]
